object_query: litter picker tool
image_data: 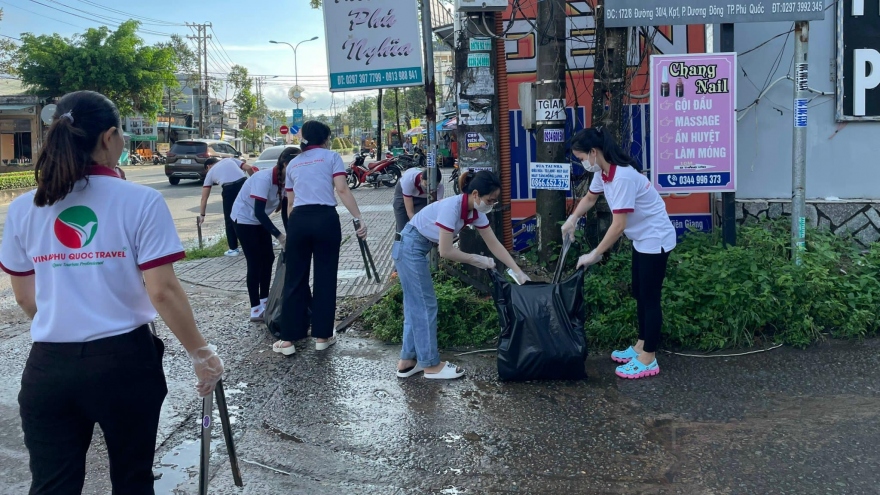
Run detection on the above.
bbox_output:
[197,217,204,249]
[198,379,244,494]
[551,236,573,284]
[353,219,381,283]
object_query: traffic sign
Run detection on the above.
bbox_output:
[279,125,289,135]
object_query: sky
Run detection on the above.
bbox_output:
[0,0,387,118]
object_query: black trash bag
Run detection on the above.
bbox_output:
[264,250,286,338]
[490,269,588,381]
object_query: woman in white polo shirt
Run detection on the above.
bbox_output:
[274,121,366,355]
[563,127,676,380]
[393,166,443,233]
[231,146,298,322]
[198,156,252,256]
[394,170,530,379]
[0,91,223,494]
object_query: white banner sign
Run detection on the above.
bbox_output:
[529,162,570,191]
[324,0,425,92]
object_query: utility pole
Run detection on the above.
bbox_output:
[395,88,402,147]
[591,1,628,145]
[377,89,384,157]
[420,0,438,270]
[791,21,809,264]
[535,0,567,264]
[186,23,212,138]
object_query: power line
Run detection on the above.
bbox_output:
[73,0,185,26]
[208,26,237,68]
[0,0,88,30]
[26,0,175,37]
[0,33,21,41]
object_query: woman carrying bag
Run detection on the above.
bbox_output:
[274,121,366,356]
[393,170,530,379]
[231,146,299,322]
[563,127,676,380]
[0,91,223,494]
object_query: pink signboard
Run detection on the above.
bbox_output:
[650,53,737,193]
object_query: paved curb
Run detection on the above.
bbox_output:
[0,187,35,206]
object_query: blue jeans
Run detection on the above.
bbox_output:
[392,224,440,368]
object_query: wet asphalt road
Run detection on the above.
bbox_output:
[0,165,879,493]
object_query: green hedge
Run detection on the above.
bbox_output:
[363,220,880,351]
[0,171,37,191]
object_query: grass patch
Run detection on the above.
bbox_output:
[185,239,229,260]
[363,219,880,351]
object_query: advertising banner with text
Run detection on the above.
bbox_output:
[324,0,424,91]
[651,53,737,194]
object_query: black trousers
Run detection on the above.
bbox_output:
[18,326,167,495]
[392,194,428,234]
[631,247,671,353]
[235,221,275,307]
[281,205,341,340]
[221,178,245,250]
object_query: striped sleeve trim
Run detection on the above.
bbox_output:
[250,195,267,201]
[589,189,603,195]
[285,188,293,192]
[202,185,212,189]
[435,222,454,233]
[612,208,634,214]
[476,224,491,229]
[0,261,35,277]
[138,251,186,271]
[332,172,347,177]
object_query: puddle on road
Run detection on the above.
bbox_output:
[153,440,200,493]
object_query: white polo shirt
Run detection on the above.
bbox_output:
[203,158,246,187]
[285,147,346,208]
[589,165,676,254]
[231,168,283,226]
[400,168,427,198]
[409,194,490,243]
[0,166,185,343]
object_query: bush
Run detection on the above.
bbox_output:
[363,273,499,348]
[364,219,880,351]
[184,239,229,260]
[584,220,880,351]
[0,171,37,191]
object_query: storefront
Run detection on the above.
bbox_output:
[0,96,42,165]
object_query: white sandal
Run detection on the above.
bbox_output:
[396,364,425,378]
[272,340,296,356]
[424,362,465,380]
[315,335,337,351]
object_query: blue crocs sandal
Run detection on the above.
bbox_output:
[611,346,639,364]
[615,358,660,379]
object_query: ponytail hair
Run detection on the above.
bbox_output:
[459,169,501,196]
[34,91,122,207]
[275,146,300,202]
[570,127,640,170]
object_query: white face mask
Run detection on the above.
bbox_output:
[475,197,495,214]
[582,153,601,173]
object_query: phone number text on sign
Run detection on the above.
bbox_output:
[529,162,570,191]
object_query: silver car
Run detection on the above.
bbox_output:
[251,145,300,172]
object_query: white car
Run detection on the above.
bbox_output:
[251,145,300,172]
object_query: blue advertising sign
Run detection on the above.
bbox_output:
[669,214,713,238]
[292,109,304,126]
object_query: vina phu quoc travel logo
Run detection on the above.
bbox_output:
[54,206,99,249]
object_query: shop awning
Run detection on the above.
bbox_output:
[156,122,197,131]
[0,104,35,111]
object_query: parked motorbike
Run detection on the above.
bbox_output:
[346,154,402,189]
[396,148,426,170]
[130,153,143,166]
[152,151,167,165]
[360,147,376,159]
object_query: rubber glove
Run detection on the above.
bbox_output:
[189,345,224,397]
[561,215,577,243]
[576,250,601,269]
[512,270,531,285]
[355,220,368,239]
[469,254,496,270]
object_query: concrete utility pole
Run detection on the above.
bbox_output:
[590,1,628,147]
[791,21,809,265]
[719,23,737,248]
[420,0,439,270]
[535,0,567,264]
[377,89,384,157]
[186,23,210,138]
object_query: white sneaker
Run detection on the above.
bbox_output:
[224,249,240,257]
[250,306,264,322]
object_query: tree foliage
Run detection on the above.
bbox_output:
[0,9,18,75]
[15,20,177,118]
[227,65,256,119]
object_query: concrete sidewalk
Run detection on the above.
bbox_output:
[175,180,397,299]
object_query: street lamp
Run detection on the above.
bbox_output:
[270,37,319,109]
